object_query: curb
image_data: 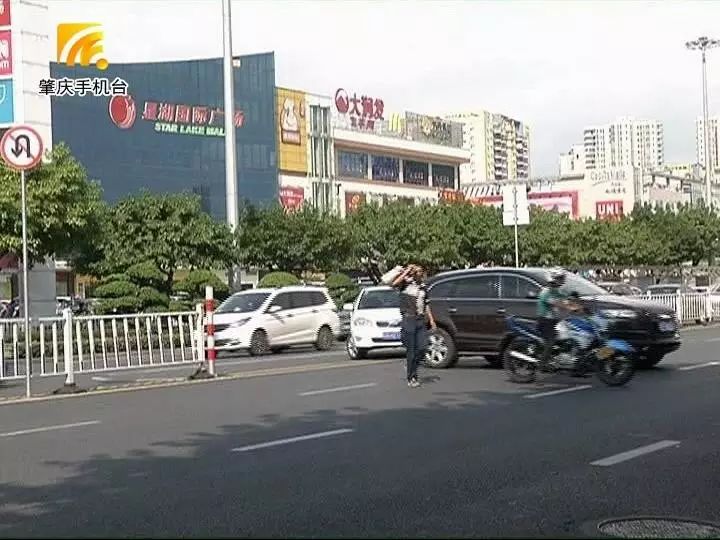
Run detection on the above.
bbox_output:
[680,322,720,332]
[0,359,394,407]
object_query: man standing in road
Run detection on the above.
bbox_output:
[387,264,436,388]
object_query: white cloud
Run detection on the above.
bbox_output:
[50,0,720,174]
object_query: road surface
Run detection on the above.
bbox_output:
[0,327,719,538]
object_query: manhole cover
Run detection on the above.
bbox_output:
[598,517,720,538]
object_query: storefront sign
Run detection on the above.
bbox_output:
[279,186,304,211]
[588,167,630,196]
[371,155,399,182]
[404,160,428,185]
[108,94,245,136]
[406,112,463,147]
[0,78,13,124]
[345,191,366,214]
[0,0,11,27]
[334,87,384,130]
[468,191,579,219]
[596,200,624,220]
[277,88,307,173]
[438,189,464,204]
[0,29,12,76]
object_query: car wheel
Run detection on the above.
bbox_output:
[424,327,457,369]
[346,337,367,360]
[249,330,269,356]
[636,351,665,369]
[315,325,334,351]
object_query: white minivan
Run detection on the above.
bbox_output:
[345,286,402,359]
[214,286,340,355]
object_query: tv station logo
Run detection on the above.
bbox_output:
[38,22,128,97]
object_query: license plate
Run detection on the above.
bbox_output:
[383,332,401,341]
[659,321,675,333]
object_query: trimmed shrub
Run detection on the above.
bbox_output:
[94,280,140,299]
[126,262,166,290]
[325,272,359,307]
[258,271,300,288]
[138,286,170,309]
[95,296,143,314]
[174,269,229,301]
[99,273,131,285]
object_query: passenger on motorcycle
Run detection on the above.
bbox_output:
[536,269,580,370]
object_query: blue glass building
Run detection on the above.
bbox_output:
[50,53,278,220]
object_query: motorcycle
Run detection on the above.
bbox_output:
[503,312,635,387]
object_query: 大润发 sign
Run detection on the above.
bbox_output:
[335,88,384,131]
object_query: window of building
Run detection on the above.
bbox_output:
[404,160,429,185]
[371,155,400,182]
[337,150,367,178]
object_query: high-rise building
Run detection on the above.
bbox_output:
[558,144,585,177]
[447,111,530,185]
[696,116,719,174]
[583,117,664,171]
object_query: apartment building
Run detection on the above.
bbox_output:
[447,111,530,185]
[696,116,719,174]
[583,117,664,171]
[558,144,585,177]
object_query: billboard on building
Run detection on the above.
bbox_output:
[405,112,463,148]
[0,29,12,77]
[276,87,307,174]
[345,191,365,214]
[0,78,13,123]
[51,53,278,220]
[0,0,11,27]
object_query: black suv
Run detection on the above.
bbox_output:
[425,267,681,369]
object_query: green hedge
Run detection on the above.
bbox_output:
[259,271,300,288]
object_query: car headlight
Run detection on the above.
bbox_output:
[353,317,372,326]
[600,309,638,319]
[229,318,250,328]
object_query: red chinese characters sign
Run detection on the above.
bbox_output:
[345,192,366,214]
[335,88,384,131]
[0,0,11,26]
[279,186,304,212]
[596,200,624,220]
[141,100,245,136]
[0,29,12,77]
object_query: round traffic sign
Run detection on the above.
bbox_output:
[0,125,44,171]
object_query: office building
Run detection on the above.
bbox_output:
[583,117,664,171]
[558,144,585,177]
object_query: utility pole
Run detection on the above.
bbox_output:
[686,36,719,206]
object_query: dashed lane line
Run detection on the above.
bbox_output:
[299,383,377,396]
[590,440,681,467]
[677,361,720,371]
[231,428,354,453]
[524,385,593,399]
[0,420,101,438]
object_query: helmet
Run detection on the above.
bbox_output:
[549,268,566,286]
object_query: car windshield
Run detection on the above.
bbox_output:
[216,292,270,314]
[358,289,400,310]
[560,274,608,297]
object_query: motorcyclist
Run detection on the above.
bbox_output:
[536,268,572,370]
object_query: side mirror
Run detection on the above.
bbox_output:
[268,305,282,314]
[525,290,538,299]
[342,303,354,312]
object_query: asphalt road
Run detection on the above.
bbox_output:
[0,327,719,538]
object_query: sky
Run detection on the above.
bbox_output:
[49,0,720,176]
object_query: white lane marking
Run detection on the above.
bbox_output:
[705,337,720,342]
[231,428,354,452]
[590,440,680,467]
[524,385,592,399]
[0,420,101,438]
[136,352,342,375]
[299,383,377,396]
[91,376,113,382]
[677,361,720,371]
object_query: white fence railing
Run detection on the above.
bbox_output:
[634,292,719,324]
[1,307,203,382]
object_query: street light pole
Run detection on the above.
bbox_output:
[686,36,719,206]
[222,0,238,230]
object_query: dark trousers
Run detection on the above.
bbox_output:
[537,317,558,365]
[401,316,427,382]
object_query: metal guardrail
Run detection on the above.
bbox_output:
[1,307,203,381]
[630,292,719,323]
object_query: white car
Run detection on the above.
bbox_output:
[213,286,340,355]
[345,286,403,359]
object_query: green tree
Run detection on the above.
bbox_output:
[237,205,353,274]
[97,192,235,290]
[0,143,105,268]
[325,272,359,307]
[173,269,230,302]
